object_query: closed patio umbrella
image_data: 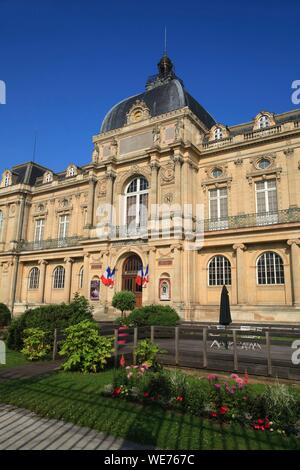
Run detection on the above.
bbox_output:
[219,285,232,349]
[219,285,232,326]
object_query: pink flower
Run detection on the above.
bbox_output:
[210,411,218,418]
[143,392,149,398]
[208,374,218,381]
[127,372,133,379]
[231,373,239,380]
[214,384,221,390]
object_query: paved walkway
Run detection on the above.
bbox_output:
[0,361,62,381]
[0,404,152,450]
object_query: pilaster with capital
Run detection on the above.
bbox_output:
[86,177,97,228]
[172,244,183,302]
[64,257,74,303]
[287,239,300,305]
[233,243,247,304]
[38,259,48,304]
[284,148,298,208]
[149,160,160,226]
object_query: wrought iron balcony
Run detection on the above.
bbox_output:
[202,208,300,232]
[17,236,85,252]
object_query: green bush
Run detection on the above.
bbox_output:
[118,305,180,327]
[59,320,114,373]
[135,339,162,369]
[7,294,93,351]
[21,328,51,361]
[0,303,11,327]
[112,291,136,318]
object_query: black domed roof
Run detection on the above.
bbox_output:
[100,55,215,133]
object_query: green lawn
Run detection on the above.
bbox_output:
[0,347,29,369]
[0,370,299,450]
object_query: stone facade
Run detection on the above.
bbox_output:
[1,56,300,323]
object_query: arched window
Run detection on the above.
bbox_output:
[79,266,84,289]
[214,128,223,140]
[28,267,40,289]
[257,252,284,285]
[258,115,270,129]
[66,165,77,177]
[125,176,149,231]
[0,210,3,240]
[53,266,65,289]
[208,256,231,286]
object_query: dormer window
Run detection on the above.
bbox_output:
[259,115,270,129]
[44,172,53,183]
[4,173,10,187]
[66,165,77,178]
[2,171,11,187]
[214,128,223,140]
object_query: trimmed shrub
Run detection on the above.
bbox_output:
[59,320,114,373]
[7,294,94,351]
[0,303,11,327]
[112,291,136,318]
[21,328,51,361]
[117,304,180,327]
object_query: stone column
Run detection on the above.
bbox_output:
[287,239,300,306]
[173,152,183,239]
[147,247,157,303]
[233,243,247,304]
[172,244,183,303]
[105,169,116,230]
[86,177,96,228]
[149,160,160,238]
[64,257,74,303]
[38,259,48,304]
[83,252,90,300]
[284,149,297,208]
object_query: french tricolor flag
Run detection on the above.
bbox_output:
[143,265,149,286]
[108,267,115,287]
[136,265,149,287]
[101,267,111,286]
[136,267,143,286]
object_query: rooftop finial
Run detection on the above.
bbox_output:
[164,26,167,56]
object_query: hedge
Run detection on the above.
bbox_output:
[116,304,180,327]
[7,293,94,351]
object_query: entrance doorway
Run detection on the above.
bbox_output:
[122,254,143,307]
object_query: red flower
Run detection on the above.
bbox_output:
[176,396,184,402]
[219,406,229,415]
[210,411,218,418]
[112,387,122,397]
[119,355,126,367]
[143,392,149,398]
[257,419,264,425]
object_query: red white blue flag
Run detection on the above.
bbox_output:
[101,267,115,287]
[136,265,149,287]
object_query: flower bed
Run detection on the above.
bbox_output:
[102,365,300,437]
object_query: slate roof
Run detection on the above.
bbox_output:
[100,78,216,133]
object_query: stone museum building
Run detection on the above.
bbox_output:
[0,54,300,322]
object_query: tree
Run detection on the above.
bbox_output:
[0,303,11,327]
[112,291,136,318]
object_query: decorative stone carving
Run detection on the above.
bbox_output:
[127,99,150,124]
[92,144,99,162]
[116,165,151,193]
[97,178,107,197]
[152,124,161,144]
[160,163,175,185]
[163,192,174,204]
[175,118,184,141]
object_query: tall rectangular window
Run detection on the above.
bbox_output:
[255,179,278,225]
[34,219,45,244]
[58,215,69,240]
[209,188,228,230]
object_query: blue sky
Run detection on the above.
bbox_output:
[0,0,299,175]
